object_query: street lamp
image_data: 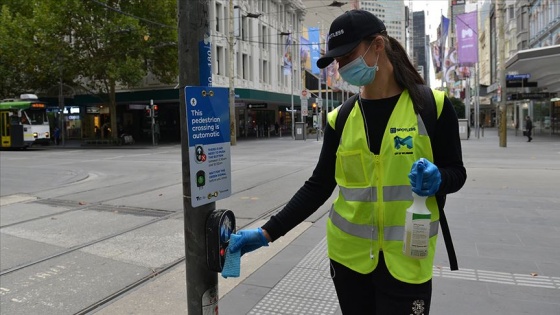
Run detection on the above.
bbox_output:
[229,0,236,145]
[229,2,261,145]
[280,31,296,139]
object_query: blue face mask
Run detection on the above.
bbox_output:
[338,44,379,86]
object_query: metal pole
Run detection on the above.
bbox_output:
[229,0,237,145]
[291,33,295,140]
[475,63,480,138]
[151,99,155,146]
[58,76,65,146]
[497,0,507,147]
[465,76,470,139]
[178,1,217,315]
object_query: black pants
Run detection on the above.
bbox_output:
[330,252,432,315]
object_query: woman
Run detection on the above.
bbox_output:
[230,10,466,314]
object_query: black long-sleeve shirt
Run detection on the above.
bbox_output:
[263,94,467,241]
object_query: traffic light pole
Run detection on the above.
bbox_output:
[178,1,217,315]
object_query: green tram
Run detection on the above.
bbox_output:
[0,94,51,148]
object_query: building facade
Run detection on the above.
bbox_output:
[358,0,407,46]
[502,0,560,135]
[64,0,312,143]
[412,11,430,86]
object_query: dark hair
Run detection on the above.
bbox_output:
[366,34,427,113]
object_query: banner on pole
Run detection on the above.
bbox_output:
[283,34,292,76]
[456,11,478,65]
[439,15,450,73]
[308,27,321,75]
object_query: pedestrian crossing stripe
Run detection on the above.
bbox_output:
[433,266,560,289]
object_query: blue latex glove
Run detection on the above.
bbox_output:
[228,227,269,256]
[408,158,441,196]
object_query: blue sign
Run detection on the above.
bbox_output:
[506,74,530,80]
[308,27,321,75]
[199,39,212,86]
[186,86,231,207]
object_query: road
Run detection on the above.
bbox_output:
[2,129,560,315]
[0,138,324,315]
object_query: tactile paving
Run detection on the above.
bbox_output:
[248,238,339,315]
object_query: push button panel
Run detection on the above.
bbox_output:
[206,209,235,272]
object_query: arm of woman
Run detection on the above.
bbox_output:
[262,125,339,241]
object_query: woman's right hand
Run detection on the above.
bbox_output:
[228,227,269,256]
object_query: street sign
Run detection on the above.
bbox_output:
[301,99,308,116]
[510,92,551,100]
[506,74,530,80]
[301,89,309,99]
[185,86,232,207]
[506,79,538,88]
[487,82,499,93]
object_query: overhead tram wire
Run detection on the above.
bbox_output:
[88,0,175,29]
[86,0,506,43]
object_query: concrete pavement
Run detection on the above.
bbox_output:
[89,128,560,315]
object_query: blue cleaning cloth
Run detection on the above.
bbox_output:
[221,233,241,278]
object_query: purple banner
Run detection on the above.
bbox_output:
[456,11,478,65]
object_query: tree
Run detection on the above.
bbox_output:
[0,0,178,140]
[61,0,178,140]
[449,96,465,119]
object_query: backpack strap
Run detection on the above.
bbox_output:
[418,85,458,271]
[334,94,359,139]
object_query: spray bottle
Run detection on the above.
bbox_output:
[403,159,431,259]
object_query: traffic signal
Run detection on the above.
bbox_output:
[145,105,152,117]
[312,102,317,114]
[153,105,159,118]
[196,170,206,187]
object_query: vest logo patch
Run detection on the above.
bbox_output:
[390,127,416,133]
[394,136,413,150]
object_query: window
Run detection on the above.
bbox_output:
[241,16,248,41]
[259,58,263,82]
[216,46,224,75]
[261,25,267,49]
[215,2,223,33]
[263,60,269,84]
[242,54,249,80]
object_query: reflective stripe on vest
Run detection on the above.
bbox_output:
[329,205,439,240]
[340,185,412,202]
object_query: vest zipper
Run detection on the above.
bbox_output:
[375,154,384,251]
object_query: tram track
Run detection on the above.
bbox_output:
[0,165,304,229]
[0,211,182,276]
[73,203,286,315]
[0,166,305,290]
[1,157,309,314]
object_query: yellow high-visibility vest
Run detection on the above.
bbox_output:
[326,89,445,284]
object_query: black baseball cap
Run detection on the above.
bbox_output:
[317,10,386,69]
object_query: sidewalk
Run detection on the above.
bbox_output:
[94,128,560,315]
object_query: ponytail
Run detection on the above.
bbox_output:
[383,36,426,113]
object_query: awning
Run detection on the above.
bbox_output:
[505,45,560,95]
